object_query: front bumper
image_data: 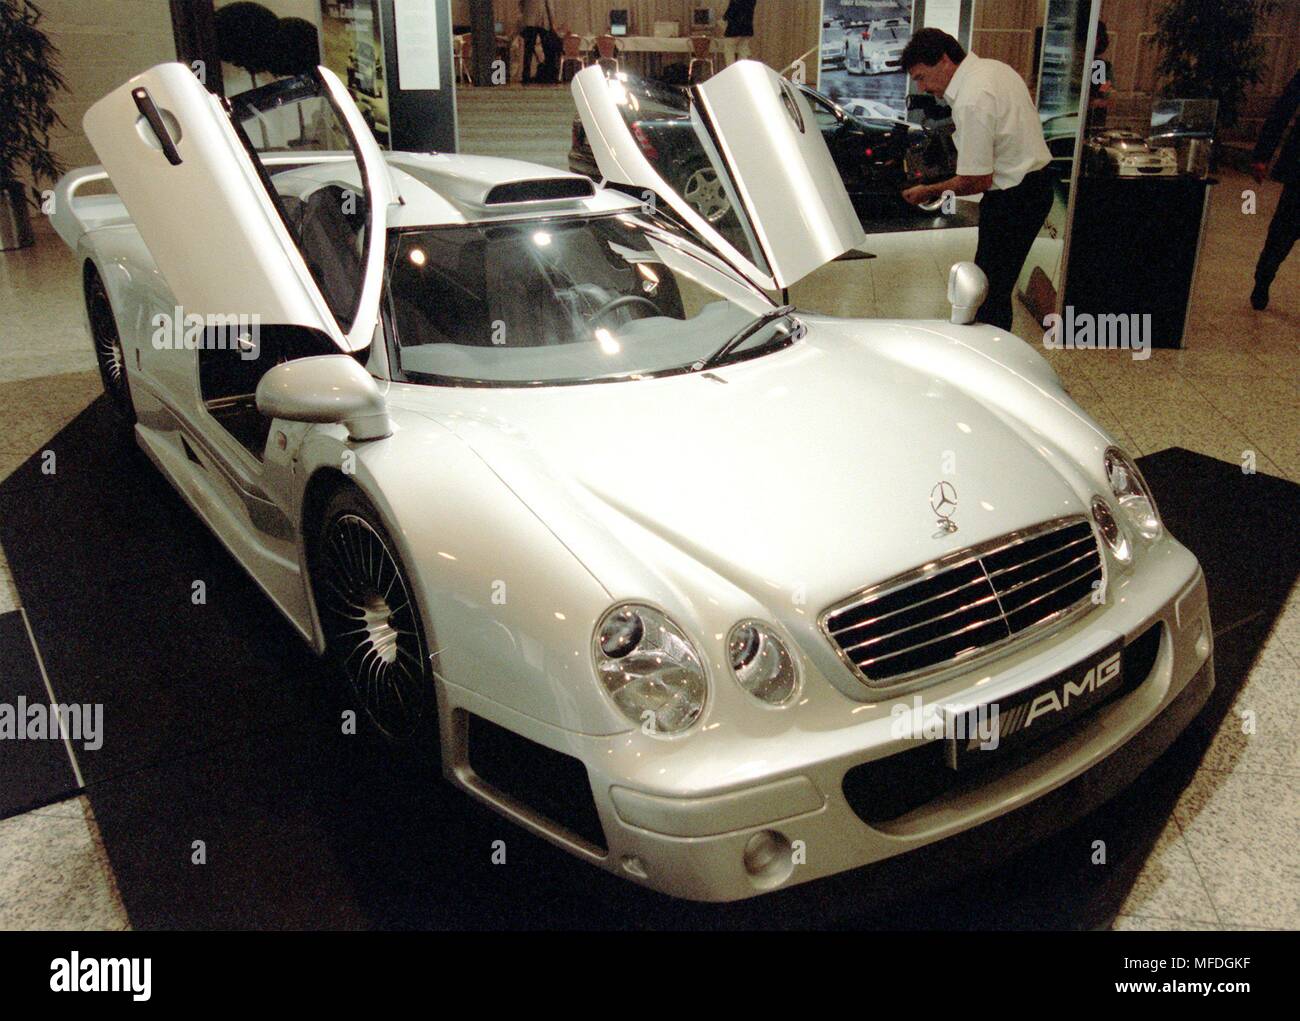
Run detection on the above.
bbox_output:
[442,543,1212,902]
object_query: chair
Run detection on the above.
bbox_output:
[596,34,620,74]
[560,33,587,81]
[455,34,473,84]
[688,34,714,83]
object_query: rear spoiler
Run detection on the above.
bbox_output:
[51,153,393,251]
[50,166,129,249]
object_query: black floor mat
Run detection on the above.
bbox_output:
[0,398,1295,929]
[0,402,315,784]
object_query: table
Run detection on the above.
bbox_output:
[578,35,724,54]
[577,34,727,77]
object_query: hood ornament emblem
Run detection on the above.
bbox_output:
[930,481,959,536]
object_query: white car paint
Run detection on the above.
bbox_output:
[53,61,1213,902]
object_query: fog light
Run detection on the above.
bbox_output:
[742,830,794,887]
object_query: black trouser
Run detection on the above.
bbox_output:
[973,167,1054,331]
[1255,181,1300,286]
[520,26,545,83]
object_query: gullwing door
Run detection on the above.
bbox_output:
[83,63,394,353]
[572,60,866,291]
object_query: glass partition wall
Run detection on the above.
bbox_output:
[1019,0,1097,323]
[814,0,1097,264]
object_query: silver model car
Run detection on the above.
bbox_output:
[52,60,1213,902]
[1085,129,1180,177]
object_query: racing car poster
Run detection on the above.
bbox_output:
[319,0,391,145]
[818,0,913,122]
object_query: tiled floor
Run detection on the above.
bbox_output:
[0,101,1295,929]
[0,796,129,929]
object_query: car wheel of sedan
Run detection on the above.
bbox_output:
[314,487,437,749]
[86,269,136,428]
[681,163,730,223]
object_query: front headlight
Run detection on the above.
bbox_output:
[594,604,706,734]
[1091,496,1131,563]
[728,621,799,705]
[1104,446,1162,540]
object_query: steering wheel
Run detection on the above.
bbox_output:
[587,294,659,327]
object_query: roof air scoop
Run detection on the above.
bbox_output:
[484,178,596,205]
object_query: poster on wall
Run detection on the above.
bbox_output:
[394,0,440,91]
[320,0,391,145]
[818,0,913,122]
[923,0,960,37]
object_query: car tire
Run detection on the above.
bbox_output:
[679,161,731,224]
[313,485,440,756]
[85,266,137,436]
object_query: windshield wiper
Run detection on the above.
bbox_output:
[695,305,798,371]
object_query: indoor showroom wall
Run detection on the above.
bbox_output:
[451,0,821,71]
[26,0,176,192]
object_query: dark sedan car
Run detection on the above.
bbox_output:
[569,75,955,223]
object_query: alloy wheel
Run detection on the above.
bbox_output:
[318,512,430,742]
[682,167,731,223]
[88,277,134,421]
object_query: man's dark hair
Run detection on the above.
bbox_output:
[900,28,966,71]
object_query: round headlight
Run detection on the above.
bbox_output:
[1104,446,1161,539]
[727,620,799,705]
[594,604,706,734]
[597,607,644,658]
[1091,496,1131,563]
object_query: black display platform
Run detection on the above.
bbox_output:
[0,399,1295,929]
[1064,177,1213,348]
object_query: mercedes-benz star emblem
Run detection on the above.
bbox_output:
[930,481,959,536]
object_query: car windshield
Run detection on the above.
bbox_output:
[385,212,790,386]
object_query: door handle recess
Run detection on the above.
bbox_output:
[132,87,183,166]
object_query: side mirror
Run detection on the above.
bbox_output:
[256,354,391,441]
[947,262,988,325]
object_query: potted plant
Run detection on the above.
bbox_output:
[1153,0,1278,142]
[215,2,279,92]
[0,0,67,251]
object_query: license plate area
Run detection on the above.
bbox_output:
[944,638,1124,771]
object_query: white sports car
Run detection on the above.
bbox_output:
[52,61,1214,903]
[839,97,910,127]
[845,22,910,75]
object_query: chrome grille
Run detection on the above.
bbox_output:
[821,517,1103,688]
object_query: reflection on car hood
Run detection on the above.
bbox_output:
[402,319,1103,612]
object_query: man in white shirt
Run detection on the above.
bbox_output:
[900,28,1053,331]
